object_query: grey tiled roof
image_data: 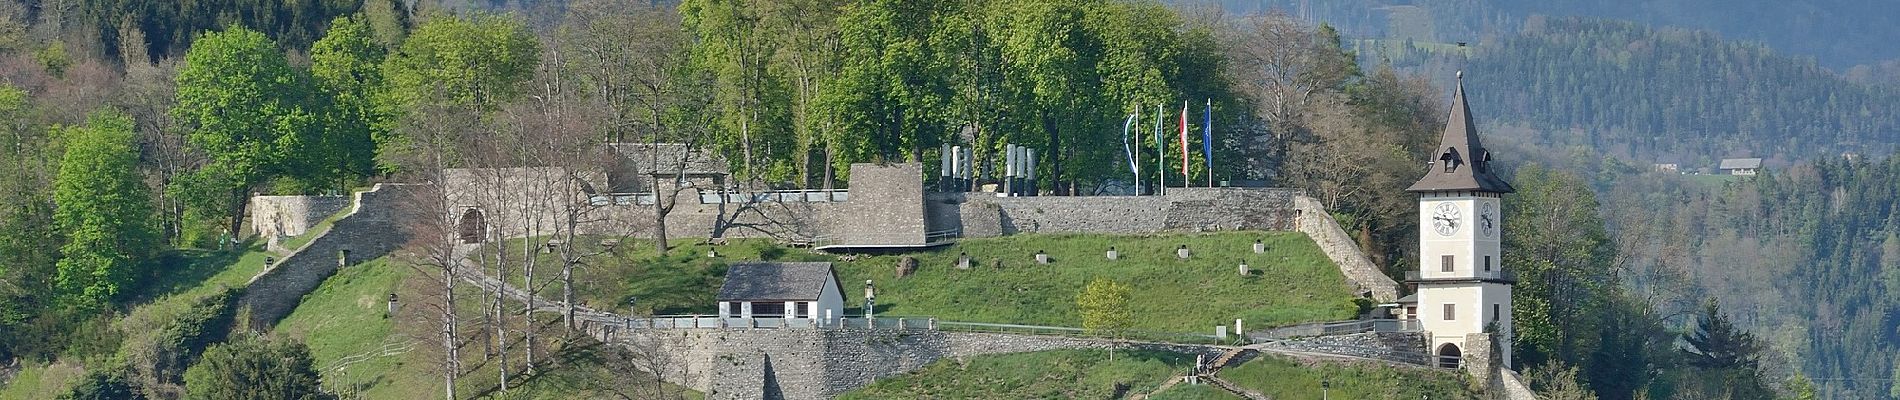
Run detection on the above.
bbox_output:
[1719,158,1763,170]
[1407,77,1515,194]
[716,262,839,301]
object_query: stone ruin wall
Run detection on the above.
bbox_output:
[237,184,423,330]
[930,188,1303,237]
[616,327,1225,400]
[250,195,351,238]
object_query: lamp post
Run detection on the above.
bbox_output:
[864,280,876,320]
[1321,379,1330,400]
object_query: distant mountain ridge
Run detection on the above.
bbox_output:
[1194,0,1900,70]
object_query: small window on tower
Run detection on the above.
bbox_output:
[1441,255,1454,272]
[1484,256,1492,272]
[1443,304,1456,321]
[1492,304,1500,324]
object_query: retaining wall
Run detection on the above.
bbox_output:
[1264,332,1429,365]
[250,195,350,238]
[1294,196,1400,302]
[931,188,1301,236]
[615,328,1223,400]
[236,184,423,330]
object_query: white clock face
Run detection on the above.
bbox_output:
[1431,202,1462,236]
[1479,202,1497,238]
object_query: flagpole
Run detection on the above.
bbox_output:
[1154,104,1165,196]
[1179,100,1189,187]
[1204,98,1214,188]
[1123,113,1138,194]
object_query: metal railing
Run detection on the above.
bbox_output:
[1250,319,1421,341]
[699,189,850,204]
[613,315,937,330]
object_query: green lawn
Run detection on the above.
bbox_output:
[837,349,1192,399]
[275,254,702,399]
[276,204,355,253]
[494,231,1360,334]
[1216,353,1475,399]
[1147,384,1243,400]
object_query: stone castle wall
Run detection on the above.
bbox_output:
[237,184,422,330]
[616,327,1224,400]
[250,195,351,238]
[1294,196,1400,302]
[929,188,1302,237]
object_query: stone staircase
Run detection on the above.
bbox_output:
[1131,346,1258,400]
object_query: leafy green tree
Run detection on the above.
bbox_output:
[53,110,156,308]
[383,13,540,112]
[172,25,313,241]
[682,0,797,182]
[182,334,326,400]
[62,368,146,400]
[1502,163,1615,367]
[1076,278,1132,359]
[310,15,390,178]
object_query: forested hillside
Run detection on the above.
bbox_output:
[1597,158,1900,399]
[0,0,1826,398]
[1461,17,1900,166]
[1199,0,1900,70]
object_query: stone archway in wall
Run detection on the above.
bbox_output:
[1436,343,1463,369]
[458,208,486,244]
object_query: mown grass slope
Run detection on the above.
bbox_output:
[1214,353,1476,398]
[837,349,1191,399]
[501,231,1360,334]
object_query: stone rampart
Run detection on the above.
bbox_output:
[249,195,350,238]
[1294,196,1400,302]
[615,327,1224,400]
[933,188,1301,237]
[1264,332,1429,365]
[237,184,422,330]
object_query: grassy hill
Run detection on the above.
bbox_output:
[1197,353,1474,399]
[0,245,273,399]
[272,254,702,399]
[837,349,1191,399]
[500,231,1361,334]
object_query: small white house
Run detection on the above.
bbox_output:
[716,262,846,322]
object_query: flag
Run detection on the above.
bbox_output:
[1122,113,1138,177]
[1154,104,1165,189]
[1177,101,1187,179]
[1203,99,1214,186]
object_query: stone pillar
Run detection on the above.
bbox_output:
[1462,333,1500,388]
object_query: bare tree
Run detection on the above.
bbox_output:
[389,97,483,400]
[561,0,714,255]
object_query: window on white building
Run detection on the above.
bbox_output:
[1444,304,1456,321]
[1441,255,1454,272]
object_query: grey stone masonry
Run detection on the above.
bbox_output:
[237,184,422,330]
[612,327,1226,400]
[828,163,926,246]
[250,195,350,238]
[1263,332,1429,365]
[1294,195,1400,302]
[932,188,1301,236]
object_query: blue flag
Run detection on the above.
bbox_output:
[1203,99,1213,186]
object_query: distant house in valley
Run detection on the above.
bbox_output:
[1718,158,1763,176]
[1652,163,1680,173]
[716,262,846,322]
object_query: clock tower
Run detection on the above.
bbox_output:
[1407,73,1516,369]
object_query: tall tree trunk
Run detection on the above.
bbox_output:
[441,266,459,400]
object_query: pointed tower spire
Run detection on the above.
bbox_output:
[1407,72,1515,193]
